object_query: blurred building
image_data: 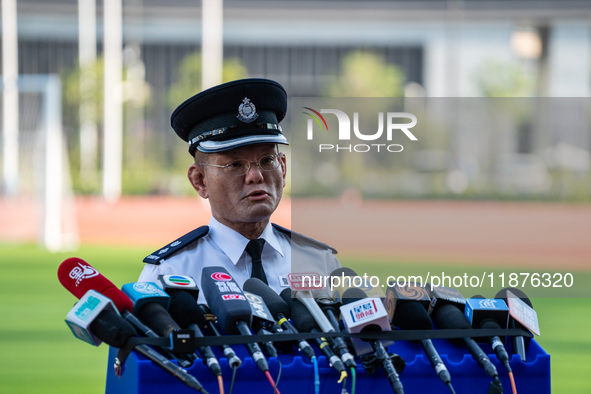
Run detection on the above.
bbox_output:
[2,0,591,201]
[9,1,591,122]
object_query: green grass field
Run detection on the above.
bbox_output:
[0,243,589,393]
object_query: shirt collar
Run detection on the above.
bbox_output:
[208,217,284,265]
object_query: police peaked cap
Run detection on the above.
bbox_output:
[171,78,289,155]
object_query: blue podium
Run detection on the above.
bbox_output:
[105,338,550,393]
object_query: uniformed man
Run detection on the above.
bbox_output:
[138,78,340,304]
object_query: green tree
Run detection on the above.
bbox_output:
[322,51,405,97]
[166,53,247,109]
[62,57,152,194]
[473,59,534,97]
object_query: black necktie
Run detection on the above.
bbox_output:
[245,238,267,285]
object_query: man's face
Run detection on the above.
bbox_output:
[188,143,287,230]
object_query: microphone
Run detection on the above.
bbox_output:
[385,280,431,322]
[330,267,386,304]
[294,290,357,370]
[158,275,222,377]
[340,288,405,394]
[280,288,348,382]
[388,282,453,392]
[121,281,198,365]
[467,295,516,394]
[85,306,207,393]
[466,296,511,367]
[495,287,538,362]
[426,284,466,315]
[197,304,242,369]
[57,257,191,367]
[59,257,157,336]
[58,257,134,311]
[200,267,269,374]
[243,278,316,360]
[58,260,207,392]
[289,272,357,371]
[392,299,454,393]
[338,288,392,356]
[65,289,134,347]
[244,290,280,358]
[121,282,182,338]
[432,303,502,392]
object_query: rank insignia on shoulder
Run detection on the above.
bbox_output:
[272,223,337,254]
[142,226,209,265]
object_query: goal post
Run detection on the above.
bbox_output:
[0,74,79,252]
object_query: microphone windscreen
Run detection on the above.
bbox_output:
[432,303,471,330]
[168,291,208,328]
[280,288,319,332]
[329,267,358,277]
[243,278,290,317]
[494,287,533,307]
[481,318,501,330]
[292,300,321,333]
[135,302,180,336]
[90,309,137,348]
[341,287,368,304]
[279,288,293,314]
[393,301,433,330]
[58,257,134,313]
[200,267,252,334]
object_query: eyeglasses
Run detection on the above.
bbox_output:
[200,154,282,176]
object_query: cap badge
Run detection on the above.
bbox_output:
[237,97,259,123]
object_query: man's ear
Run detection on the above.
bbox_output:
[279,152,287,188]
[188,163,209,199]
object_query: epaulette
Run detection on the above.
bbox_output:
[272,223,337,254]
[143,226,210,265]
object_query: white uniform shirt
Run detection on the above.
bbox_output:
[139,217,340,304]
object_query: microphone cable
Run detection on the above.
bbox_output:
[341,377,348,394]
[271,361,283,394]
[312,356,320,394]
[350,367,356,394]
[216,374,224,394]
[200,306,242,369]
[448,382,456,394]
[228,364,238,394]
[276,361,283,392]
[264,369,281,394]
[509,371,518,394]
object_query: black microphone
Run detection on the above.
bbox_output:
[64,290,207,393]
[243,278,316,360]
[340,288,405,394]
[200,266,269,374]
[90,309,209,392]
[467,295,512,373]
[58,258,188,366]
[197,304,242,369]
[243,290,280,358]
[89,309,139,347]
[159,275,222,377]
[58,258,192,368]
[393,300,454,393]
[495,287,536,362]
[121,282,182,338]
[121,282,196,366]
[294,289,357,371]
[432,303,502,391]
[280,288,348,383]
[330,267,386,305]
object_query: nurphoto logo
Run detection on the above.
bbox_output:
[303,107,418,153]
